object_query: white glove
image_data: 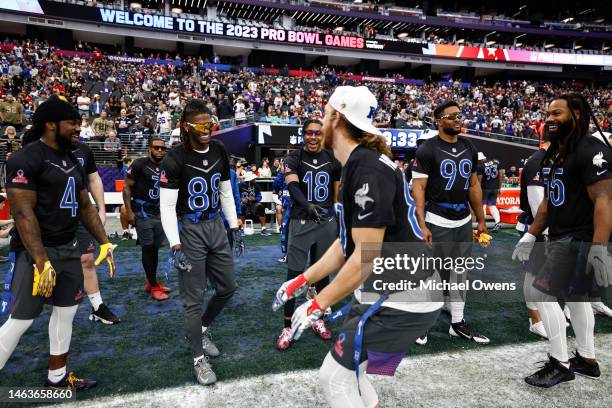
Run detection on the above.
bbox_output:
[272,273,309,312]
[290,298,324,341]
[512,232,536,262]
[587,244,612,288]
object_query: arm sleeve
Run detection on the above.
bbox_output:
[219,180,238,229]
[160,187,181,247]
[283,151,299,176]
[350,166,395,228]
[526,185,545,219]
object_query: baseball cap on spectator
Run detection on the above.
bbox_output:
[328,86,382,136]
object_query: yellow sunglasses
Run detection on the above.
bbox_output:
[186,121,214,133]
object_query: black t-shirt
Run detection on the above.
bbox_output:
[160,141,231,216]
[336,146,424,259]
[476,159,501,190]
[545,136,611,241]
[518,148,546,226]
[127,156,162,204]
[283,148,341,220]
[412,136,478,220]
[6,140,86,250]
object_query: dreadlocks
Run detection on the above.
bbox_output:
[179,99,212,151]
[542,93,597,179]
[22,122,46,146]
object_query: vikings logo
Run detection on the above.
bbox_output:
[354,183,374,211]
[593,152,607,168]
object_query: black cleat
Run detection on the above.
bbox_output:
[525,354,575,388]
[569,351,600,379]
[45,372,97,390]
[449,320,490,344]
[89,303,121,325]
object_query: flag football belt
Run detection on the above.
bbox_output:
[326,293,388,396]
[432,201,467,212]
[133,198,160,220]
[180,210,220,224]
[0,252,16,317]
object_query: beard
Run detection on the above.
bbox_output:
[322,129,333,151]
[443,126,461,136]
[56,127,76,150]
[546,120,572,143]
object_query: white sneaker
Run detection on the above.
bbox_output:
[415,335,428,345]
[563,305,571,320]
[591,301,612,317]
[529,318,548,339]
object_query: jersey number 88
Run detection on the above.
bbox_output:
[187,173,221,212]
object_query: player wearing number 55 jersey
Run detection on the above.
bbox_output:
[123,136,169,301]
[274,119,341,351]
[513,94,612,388]
[411,100,489,344]
[0,96,115,390]
[159,99,240,386]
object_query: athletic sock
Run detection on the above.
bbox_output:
[284,318,292,329]
[142,246,159,286]
[450,301,465,324]
[48,366,66,383]
[88,292,103,311]
[489,206,501,224]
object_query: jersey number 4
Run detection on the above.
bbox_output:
[303,171,330,202]
[187,174,221,211]
[60,176,78,217]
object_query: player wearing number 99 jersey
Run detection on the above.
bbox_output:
[513,94,612,388]
[159,99,239,386]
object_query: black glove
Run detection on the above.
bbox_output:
[232,228,245,257]
[173,249,192,273]
[306,203,325,223]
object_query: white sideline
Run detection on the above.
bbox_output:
[53,333,612,408]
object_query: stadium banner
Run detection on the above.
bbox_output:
[107,55,185,66]
[256,124,424,149]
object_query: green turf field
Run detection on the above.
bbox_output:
[1,230,611,404]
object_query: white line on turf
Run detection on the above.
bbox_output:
[52,333,612,408]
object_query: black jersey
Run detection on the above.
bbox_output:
[336,146,423,259]
[72,142,98,176]
[6,140,86,250]
[284,148,341,220]
[412,136,478,220]
[127,157,162,203]
[544,136,611,241]
[477,159,501,190]
[160,141,230,216]
[518,148,546,226]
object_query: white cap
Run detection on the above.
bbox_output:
[328,86,382,136]
[419,129,438,142]
[478,152,486,161]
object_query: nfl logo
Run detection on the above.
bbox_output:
[452,148,457,153]
[313,159,318,164]
[203,160,208,166]
[290,135,297,145]
[62,160,67,166]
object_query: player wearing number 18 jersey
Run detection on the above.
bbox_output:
[123,137,169,301]
[159,99,240,386]
[513,94,612,388]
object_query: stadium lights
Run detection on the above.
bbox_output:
[456,39,465,43]
[594,18,605,23]
[334,26,344,31]
[486,40,496,46]
[515,42,523,47]
[561,17,574,23]
[129,2,142,8]
[603,46,610,51]
[574,45,583,50]
[172,7,183,14]
[397,32,409,38]
[544,43,555,49]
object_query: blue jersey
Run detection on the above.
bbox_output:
[273,171,292,207]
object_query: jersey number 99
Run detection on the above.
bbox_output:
[187,174,221,212]
[440,159,472,190]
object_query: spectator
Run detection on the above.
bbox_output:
[79,116,95,141]
[259,158,272,178]
[0,95,24,131]
[235,161,246,181]
[239,173,270,236]
[76,89,91,118]
[90,94,103,117]
[130,119,147,151]
[156,103,172,135]
[92,111,113,141]
[505,165,519,178]
[104,130,122,159]
[271,158,282,177]
[234,97,247,124]
[249,163,260,177]
[115,108,133,141]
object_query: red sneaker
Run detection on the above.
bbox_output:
[151,286,169,301]
[311,319,332,340]
[275,327,293,351]
[145,282,171,293]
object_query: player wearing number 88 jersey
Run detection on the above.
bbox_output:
[159,99,240,386]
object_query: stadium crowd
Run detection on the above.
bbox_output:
[1,37,611,159]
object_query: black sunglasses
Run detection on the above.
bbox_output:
[151,146,167,151]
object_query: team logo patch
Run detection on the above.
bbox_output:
[11,170,28,184]
[334,332,346,358]
[355,183,374,220]
[452,148,457,153]
[87,243,96,252]
[160,171,168,183]
[593,152,607,168]
[203,160,208,166]
[313,159,318,164]
[533,171,540,182]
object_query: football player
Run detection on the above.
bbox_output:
[477,152,504,232]
[273,86,441,407]
[272,166,292,263]
[122,136,170,301]
[0,96,115,389]
[159,99,241,386]
[411,101,490,344]
[239,173,270,235]
[273,119,340,351]
[513,94,612,387]
[72,141,120,324]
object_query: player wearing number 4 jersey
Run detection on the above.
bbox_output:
[273,119,341,350]
[513,94,612,388]
[411,100,490,345]
[160,99,241,386]
[0,96,115,390]
[123,137,169,301]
